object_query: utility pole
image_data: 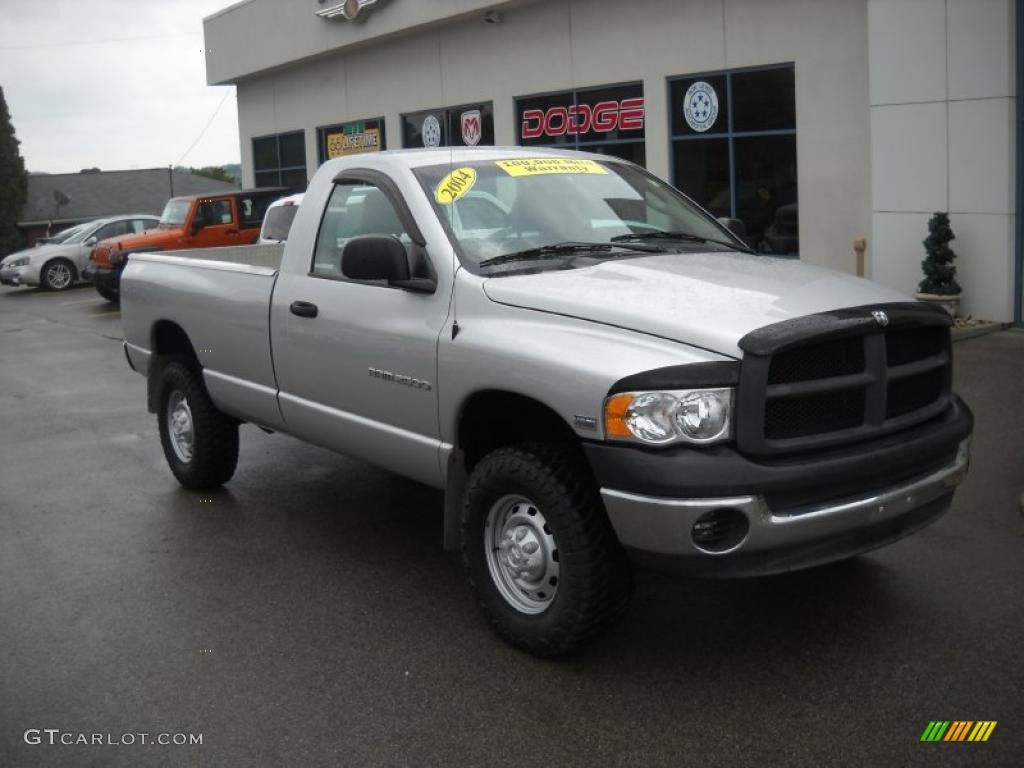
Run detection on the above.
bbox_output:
[168,164,174,197]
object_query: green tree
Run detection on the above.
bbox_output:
[919,212,961,295]
[176,165,238,185]
[0,86,28,257]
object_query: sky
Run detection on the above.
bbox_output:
[0,0,240,174]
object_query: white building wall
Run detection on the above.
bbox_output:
[228,0,871,276]
[868,0,1016,321]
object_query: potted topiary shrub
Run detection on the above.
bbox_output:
[915,212,961,317]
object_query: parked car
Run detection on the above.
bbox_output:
[120,147,972,657]
[258,193,304,244]
[34,221,91,246]
[85,188,288,302]
[0,215,159,291]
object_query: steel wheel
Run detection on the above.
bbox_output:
[166,389,195,463]
[44,261,73,290]
[484,494,560,615]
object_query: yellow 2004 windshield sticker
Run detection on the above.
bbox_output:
[495,158,608,177]
[435,167,477,205]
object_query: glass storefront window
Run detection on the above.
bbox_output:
[515,82,646,167]
[252,130,307,192]
[401,103,494,149]
[317,118,386,163]
[670,65,798,255]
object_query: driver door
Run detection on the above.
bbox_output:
[271,178,450,487]
[189,197,241,247]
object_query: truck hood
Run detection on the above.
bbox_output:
[481,251,911,358]
[100,227,181,253]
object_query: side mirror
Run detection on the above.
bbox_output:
[341,235,435,293]
[717,217,747,239]
[190,219,204,236]
[84,236,97,247]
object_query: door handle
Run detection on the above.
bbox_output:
[226,228,239,235]
[289,300,318,318]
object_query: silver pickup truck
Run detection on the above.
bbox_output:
[122,147,972,656]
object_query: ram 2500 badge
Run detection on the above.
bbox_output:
[120,147,972,656]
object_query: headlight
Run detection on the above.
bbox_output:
[605,388,734,446]
[7,257,29,268]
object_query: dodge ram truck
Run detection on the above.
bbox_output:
[85,187,287,302]
[120,147,973,656]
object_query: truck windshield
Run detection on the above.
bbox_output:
[414,157,745,273]
[159,200,192,228]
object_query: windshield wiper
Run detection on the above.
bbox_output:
[478,241,616,269]
[610,230,753,253]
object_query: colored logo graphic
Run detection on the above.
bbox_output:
[920,721,997,742]
[461,110,482,146]
[421,115,442,148]
[684,81,719,133]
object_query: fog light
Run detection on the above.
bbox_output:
[691,508,749,553]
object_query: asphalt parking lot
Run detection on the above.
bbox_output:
[1,283,1022,767]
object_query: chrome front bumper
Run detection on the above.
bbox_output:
[601,438,971,576]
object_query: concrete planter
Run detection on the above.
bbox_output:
[915,292,960,318]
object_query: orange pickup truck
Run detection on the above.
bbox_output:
[85,187,287,302]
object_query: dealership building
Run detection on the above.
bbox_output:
[204,0,1021,324]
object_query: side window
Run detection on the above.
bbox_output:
[312,182,411,279]
[94,220,132,241]
[240,195,274,228]
[197,199,233,227]
[133,219,156,233]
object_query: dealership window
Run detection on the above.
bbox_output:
[670,65,797,255]
[516,82,646,166]
[253,131,307,191]
[317,118,386,163]
[402,103,494,149]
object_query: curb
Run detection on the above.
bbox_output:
[951,322,1008,343]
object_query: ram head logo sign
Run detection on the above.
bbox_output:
[461,110,482,146]
[317,0,386,22]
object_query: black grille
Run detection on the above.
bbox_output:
[737,306,952,456]
[886,326,946,366]
[887,370,944,419]
[765,388,865,439]
[767,336,865,384]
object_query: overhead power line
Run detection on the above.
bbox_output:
[174,88,234,167]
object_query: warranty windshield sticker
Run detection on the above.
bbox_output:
[496,158,608,177]
[434,167,477,205]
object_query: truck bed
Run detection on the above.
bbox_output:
[132,243,285,273]
[121,243,285,430]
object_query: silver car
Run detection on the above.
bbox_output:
[0,215,158,291]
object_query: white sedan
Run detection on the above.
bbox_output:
[0,214,158,291]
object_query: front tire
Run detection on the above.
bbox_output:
[157,360,239,489]
[461,444,633,657]
[41,258,76,291]
[95,284,119,304]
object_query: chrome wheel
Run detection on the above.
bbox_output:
[166,390,195,463]
[46,262,72,289]
[484,494,560,614]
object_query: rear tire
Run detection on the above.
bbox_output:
[41,258,76,291]
[157,360,239,489]
[461,444,633,657]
